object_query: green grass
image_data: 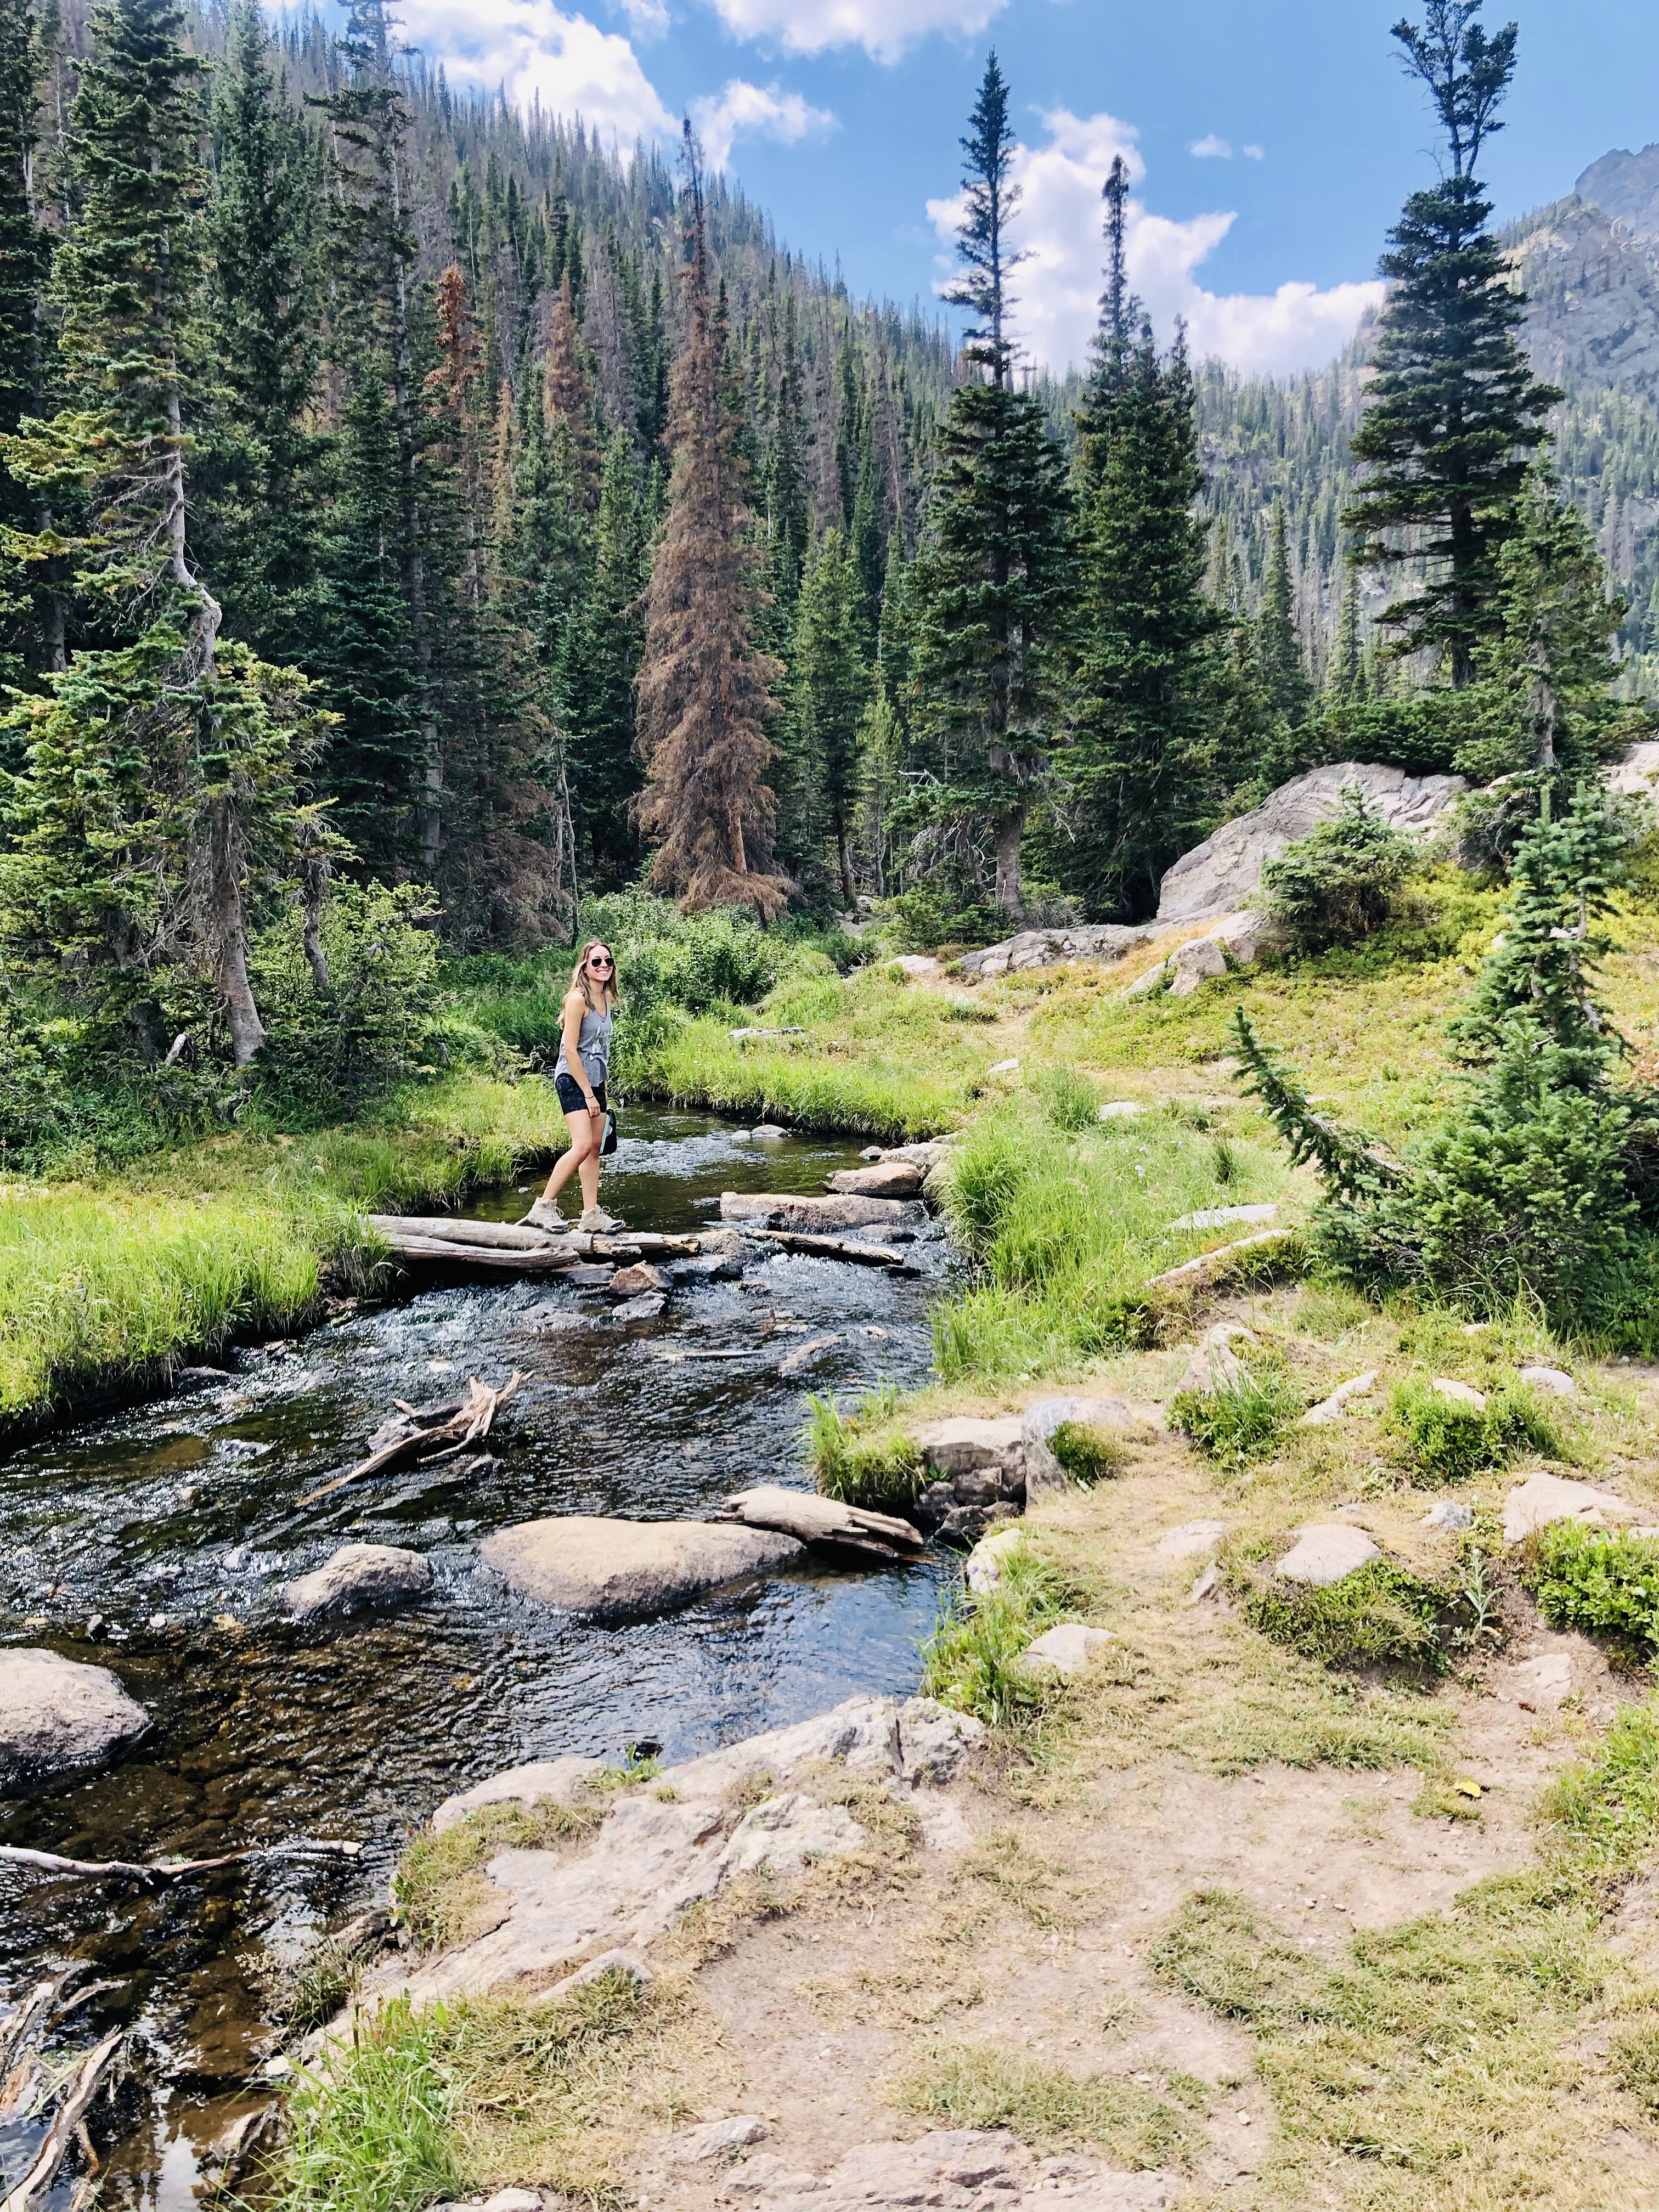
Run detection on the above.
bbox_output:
[1145,1699,1659,2209]
[0,1073,570,1426]
[920,1544,1087,1728]
[930,1098,1297,1383]
[392,1797,602,1955]
[890,2040,1199,2169]
[803,1384,923,1514]
[1168,1361,1307,1467]
[275,1973,654,2211]
[1528,1522,1659,1662]
[1231,1551,1453,1672]
[1384,1373,1577,1485]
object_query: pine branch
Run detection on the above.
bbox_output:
[1229,1006,1407,1199]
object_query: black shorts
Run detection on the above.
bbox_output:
[555,1074,606,1117]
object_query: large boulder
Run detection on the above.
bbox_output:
[481,1515,803,1620]
[1155,762,1469,927]
[826,1161,924,1198]
[956,924,1155,982]
[720,1191,917,1233]
[281,1542,433,1622]
[0,1649,150,1784]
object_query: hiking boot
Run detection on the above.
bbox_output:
[578,1205,627,1233]
[518,1197,569,1234]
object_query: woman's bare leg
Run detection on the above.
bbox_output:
[577,1115,603,1211]
[543,1111,594,1204]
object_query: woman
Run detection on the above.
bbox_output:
[524,940,625,1233]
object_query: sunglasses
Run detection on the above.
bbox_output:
[588,955,614,968]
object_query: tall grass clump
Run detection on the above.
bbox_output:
[278,1997,460,2212]
[803,1385,922,1515]
[1384,1373,1573,1484]
[1527,1523,1659,1664]
[1167,1362,1305,1468]
[934,1102,1290,1383]
[921,1546,1082,1726]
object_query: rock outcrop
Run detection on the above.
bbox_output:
[281,1543,433,1622]
[956,924,1155,981]
[659,2128,1186,2212]
[1274,1525,1381,1587]
[1501,1473,1650,1545]
[383,1695,984,2006]
[1154,763,1468,927]
[909,1416,1026,1541]
[0,1649,150,1784]
[1019,1396,1141,1497]
[481,1516,804,1620]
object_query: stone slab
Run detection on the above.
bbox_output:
[1275,1524,1380,1587]
[480,1516,803,1621]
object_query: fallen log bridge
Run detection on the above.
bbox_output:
[718,1483,924,1561]
[364,1215,703,1270]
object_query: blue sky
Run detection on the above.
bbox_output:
[393,0,1659,376]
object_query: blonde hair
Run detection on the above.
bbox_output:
[569,939,620,1011]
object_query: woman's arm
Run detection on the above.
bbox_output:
[561,991,601,1111]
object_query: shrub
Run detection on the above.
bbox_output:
[1385,1374,1572,1485]
[1168,1363,1304,1468]
[1529,1522,1659,1661]
[1233,1553,1451,1671]
[803,1385,922,1515]
[1260,782,1415,953]
[1033,1064,1098,1132]
[252,882,445,1118]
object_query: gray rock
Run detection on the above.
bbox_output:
[1023,1622,1111,1675]
[1432,1377,1487,1410]
[915,1479,958,1531]
[1275,1524,1380,1587]
[480,1515,803,1620]
[719,1792,865,1877]
[432,1754,607,1833]
[1174,1323,1256,1397]
[965,1525,1028,1590]
[1169,1203,1278,1232]
[956,924,1155,980]
[669,2114,771,2164]
[697,1227,751,1261]
[562,1265,613,1289]
[1019,1396,1139,1497]
[672,1253,744,1283]
[826,1161,924,1198]
[171,1365,232,1391]
[1156,762,1468,927]
[888,954,941,978]
[281,1542,432,1622]
[1155,1520,1228,1559]
[612,1292,666,1322]
[1421,1499,1474,1532]
[0,1649,150,1783]
[1518,1364,1577,1398]
[1301,1370,1379,1425]
[1503,1472,1643,1544]
[897,1695,986,1785]
[608,1262,669,1297]
[910,1415,1024,1481]
[720,1190,916,1232]
[480,2191,548,2212]
[1506,1651,1577,1712]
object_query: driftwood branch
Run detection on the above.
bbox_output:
[0,1839,362,1886]
[298,1374,522,1505]
[754,1230,918,1271]
[719,1483,923,1555]
[0,2027,125,2212]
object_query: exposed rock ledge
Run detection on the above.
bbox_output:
[380,1696,985,2007]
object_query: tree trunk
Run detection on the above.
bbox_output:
[300,838,331,992]
[834,803,855,910]
[994,802,1025,919]
[206,793,266,1066]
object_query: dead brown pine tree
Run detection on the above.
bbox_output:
[633,128,790,918]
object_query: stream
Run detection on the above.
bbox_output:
[0,1109,953,2208]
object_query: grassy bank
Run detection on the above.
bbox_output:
[0,1073,567,1426]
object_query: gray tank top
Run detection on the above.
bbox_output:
[555,998,612,1087]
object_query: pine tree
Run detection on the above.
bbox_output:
[792,528,871,907]
[1256,500,1313,727]
[565,426,644,887]
[1347,3,1560,685]
[200,0,318,664]
[0,0,52,686]
[0,0,318,1063]
[1332,569,1364,701]
[633,131,788,917]
[911,52,1072,919]
[1059,193,1222,921]
[542,268,600,510]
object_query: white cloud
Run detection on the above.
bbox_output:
[397,0,675,146]
[928,108,1383,379]
[1242,142,1265,160]
[690,79,837,172]
[704,0,1006,65]
[1189,133,1232,159]
[613,0,670,36]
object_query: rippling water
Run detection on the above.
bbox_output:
[0,1110,951,2206]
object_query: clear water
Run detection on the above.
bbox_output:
[0,1110,951,2205]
